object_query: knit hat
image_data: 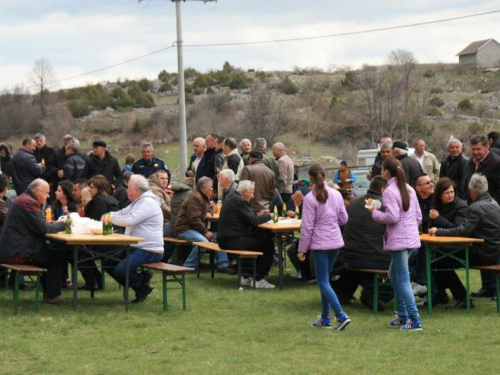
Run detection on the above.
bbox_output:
[392,140,408,151]
[92,140,107,148]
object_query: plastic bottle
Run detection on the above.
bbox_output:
[45,205,52,222]
[64,207,72,234]
[216,199,222,215]
[273,206,278,224]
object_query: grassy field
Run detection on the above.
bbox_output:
[1,264,499,374]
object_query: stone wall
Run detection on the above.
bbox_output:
[477,41,500,68]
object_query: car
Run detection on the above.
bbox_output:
[350,169,371,197]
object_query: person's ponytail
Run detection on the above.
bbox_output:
[309,164,328,203]
[382,157,410,211]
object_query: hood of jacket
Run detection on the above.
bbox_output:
[147,174,164,190]
[0,143,12,158]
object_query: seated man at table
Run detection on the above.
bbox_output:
[331,176,392,310]
[217,180,275,288]
[429,173,500,309]
[174,177,234,273]
[104,175,164,303]
[0,179,66,304]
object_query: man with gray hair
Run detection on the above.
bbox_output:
[33,133,57,187]
[104,174,164,303]
[240,149,275,213]
[62,142,85,181]
[186,137,207,183]
[239,138,252,166]
[218,180,275,288]
[410,139,440,184]
[0,179,66,304]
[219,169,237,202]
[272,142,294,207]
[132,142,171,180]
[429,174,500,308]
[254,137,280,180]
[439,136,469,200]
[174,177,234,273]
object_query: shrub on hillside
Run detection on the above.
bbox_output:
[429,96,445,107]
[458,98,473,111]
[430,87,443,94]
[158,70,175,83]
[229,73,251,90]
[427,107,442,116]
[138,79,152,92]
[112,87,134,108]
[184,67,199,79]
[159,81,173,93]
[68,100,90,118]
[128,86,155,108]
[209,70,231,87]
[279,76,299,95]
[341,71,357,88]
[185,93,195,105]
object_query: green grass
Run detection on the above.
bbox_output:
[1,266,499,374]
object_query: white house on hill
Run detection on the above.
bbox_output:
[456,39,500,68]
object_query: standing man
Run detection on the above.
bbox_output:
[334,161,356,189]
[62,142,85,182]
[33,133,57,187]
[240,150,275,213]
[392,140,423,187]
[83,140,122,187]
[185,137,207,183]
[272,142,294,207]
[0,179,66,304]
[132,142,171,180]
[487,131,500,156]
[239,138,252,166]
[203,134,218,180]
[410,139,440,184]
[11,138,43,195]
[254,138,280,181]
[439,137,469,200]
[368,136,392,180]
[55,134,75,181]
[370,142,393,179]
[104,175,164,303]
[467,135,500,204]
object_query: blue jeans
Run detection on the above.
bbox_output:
[389,250,420,321]
[178,230,229,270]
[103,248,163,291]
[314,250,344,318]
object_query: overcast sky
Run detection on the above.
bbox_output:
[1,0,499,91]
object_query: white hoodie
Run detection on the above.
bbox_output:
[111,190,164,253]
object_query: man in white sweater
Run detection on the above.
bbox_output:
[104,175,164,303]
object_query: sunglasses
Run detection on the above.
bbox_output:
[417,180,433,186]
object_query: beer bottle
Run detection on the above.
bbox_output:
[295,205,300,220]
[216,199,222,215]
[65,207,72,234]
[282,203,287,218]
[273,206,278,224]
[107,213,113,235]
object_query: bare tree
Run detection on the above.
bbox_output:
[28,58,56,118]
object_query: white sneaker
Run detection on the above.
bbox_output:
[240,277,253,286]
[413,283,427,296]
[253,278,275,289]
[290,271,302,279]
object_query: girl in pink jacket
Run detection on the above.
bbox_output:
[298,164,351,331]
[370,157,423,331]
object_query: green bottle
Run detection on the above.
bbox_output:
[64,206,72,234]
[273,206,278,224]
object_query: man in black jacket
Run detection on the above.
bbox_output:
[11,138,43,195]
[83,140,122,186]
[132,142,171,180]
[429,174,500,306]
[0,179,66,303]
[332,177,391,309]
[63,142,85,182]
[217,180,274,289]
[466,135,500,205]
[392,140,423,187]
[33,133,57,185]
[439,137,469,200]
[488,131,500,156]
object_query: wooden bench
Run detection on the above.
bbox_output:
[164,237,192,265]
[192,242,263,289]
[470,265,500,312]
[141,263,194,312]
[0,263,47,315]
[350,268,393,314]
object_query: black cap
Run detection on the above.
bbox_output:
[92,140,107,148]
[249,150,263,159]
[392,140,408,151]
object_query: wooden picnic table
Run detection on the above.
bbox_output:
[419,234,484,314]
[46,232,145,312]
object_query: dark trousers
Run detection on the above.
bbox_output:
[415,244,428,285]
[286,240,314,280]
[218,232,274,281]
[1,250,64,299]
[162,223,176,263]
[435,249,498,300]
[332,258,392,301]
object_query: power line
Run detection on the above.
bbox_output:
[182,8,500,47]
[52,45,175,85]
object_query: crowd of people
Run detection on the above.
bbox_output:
[0,131,500,332]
